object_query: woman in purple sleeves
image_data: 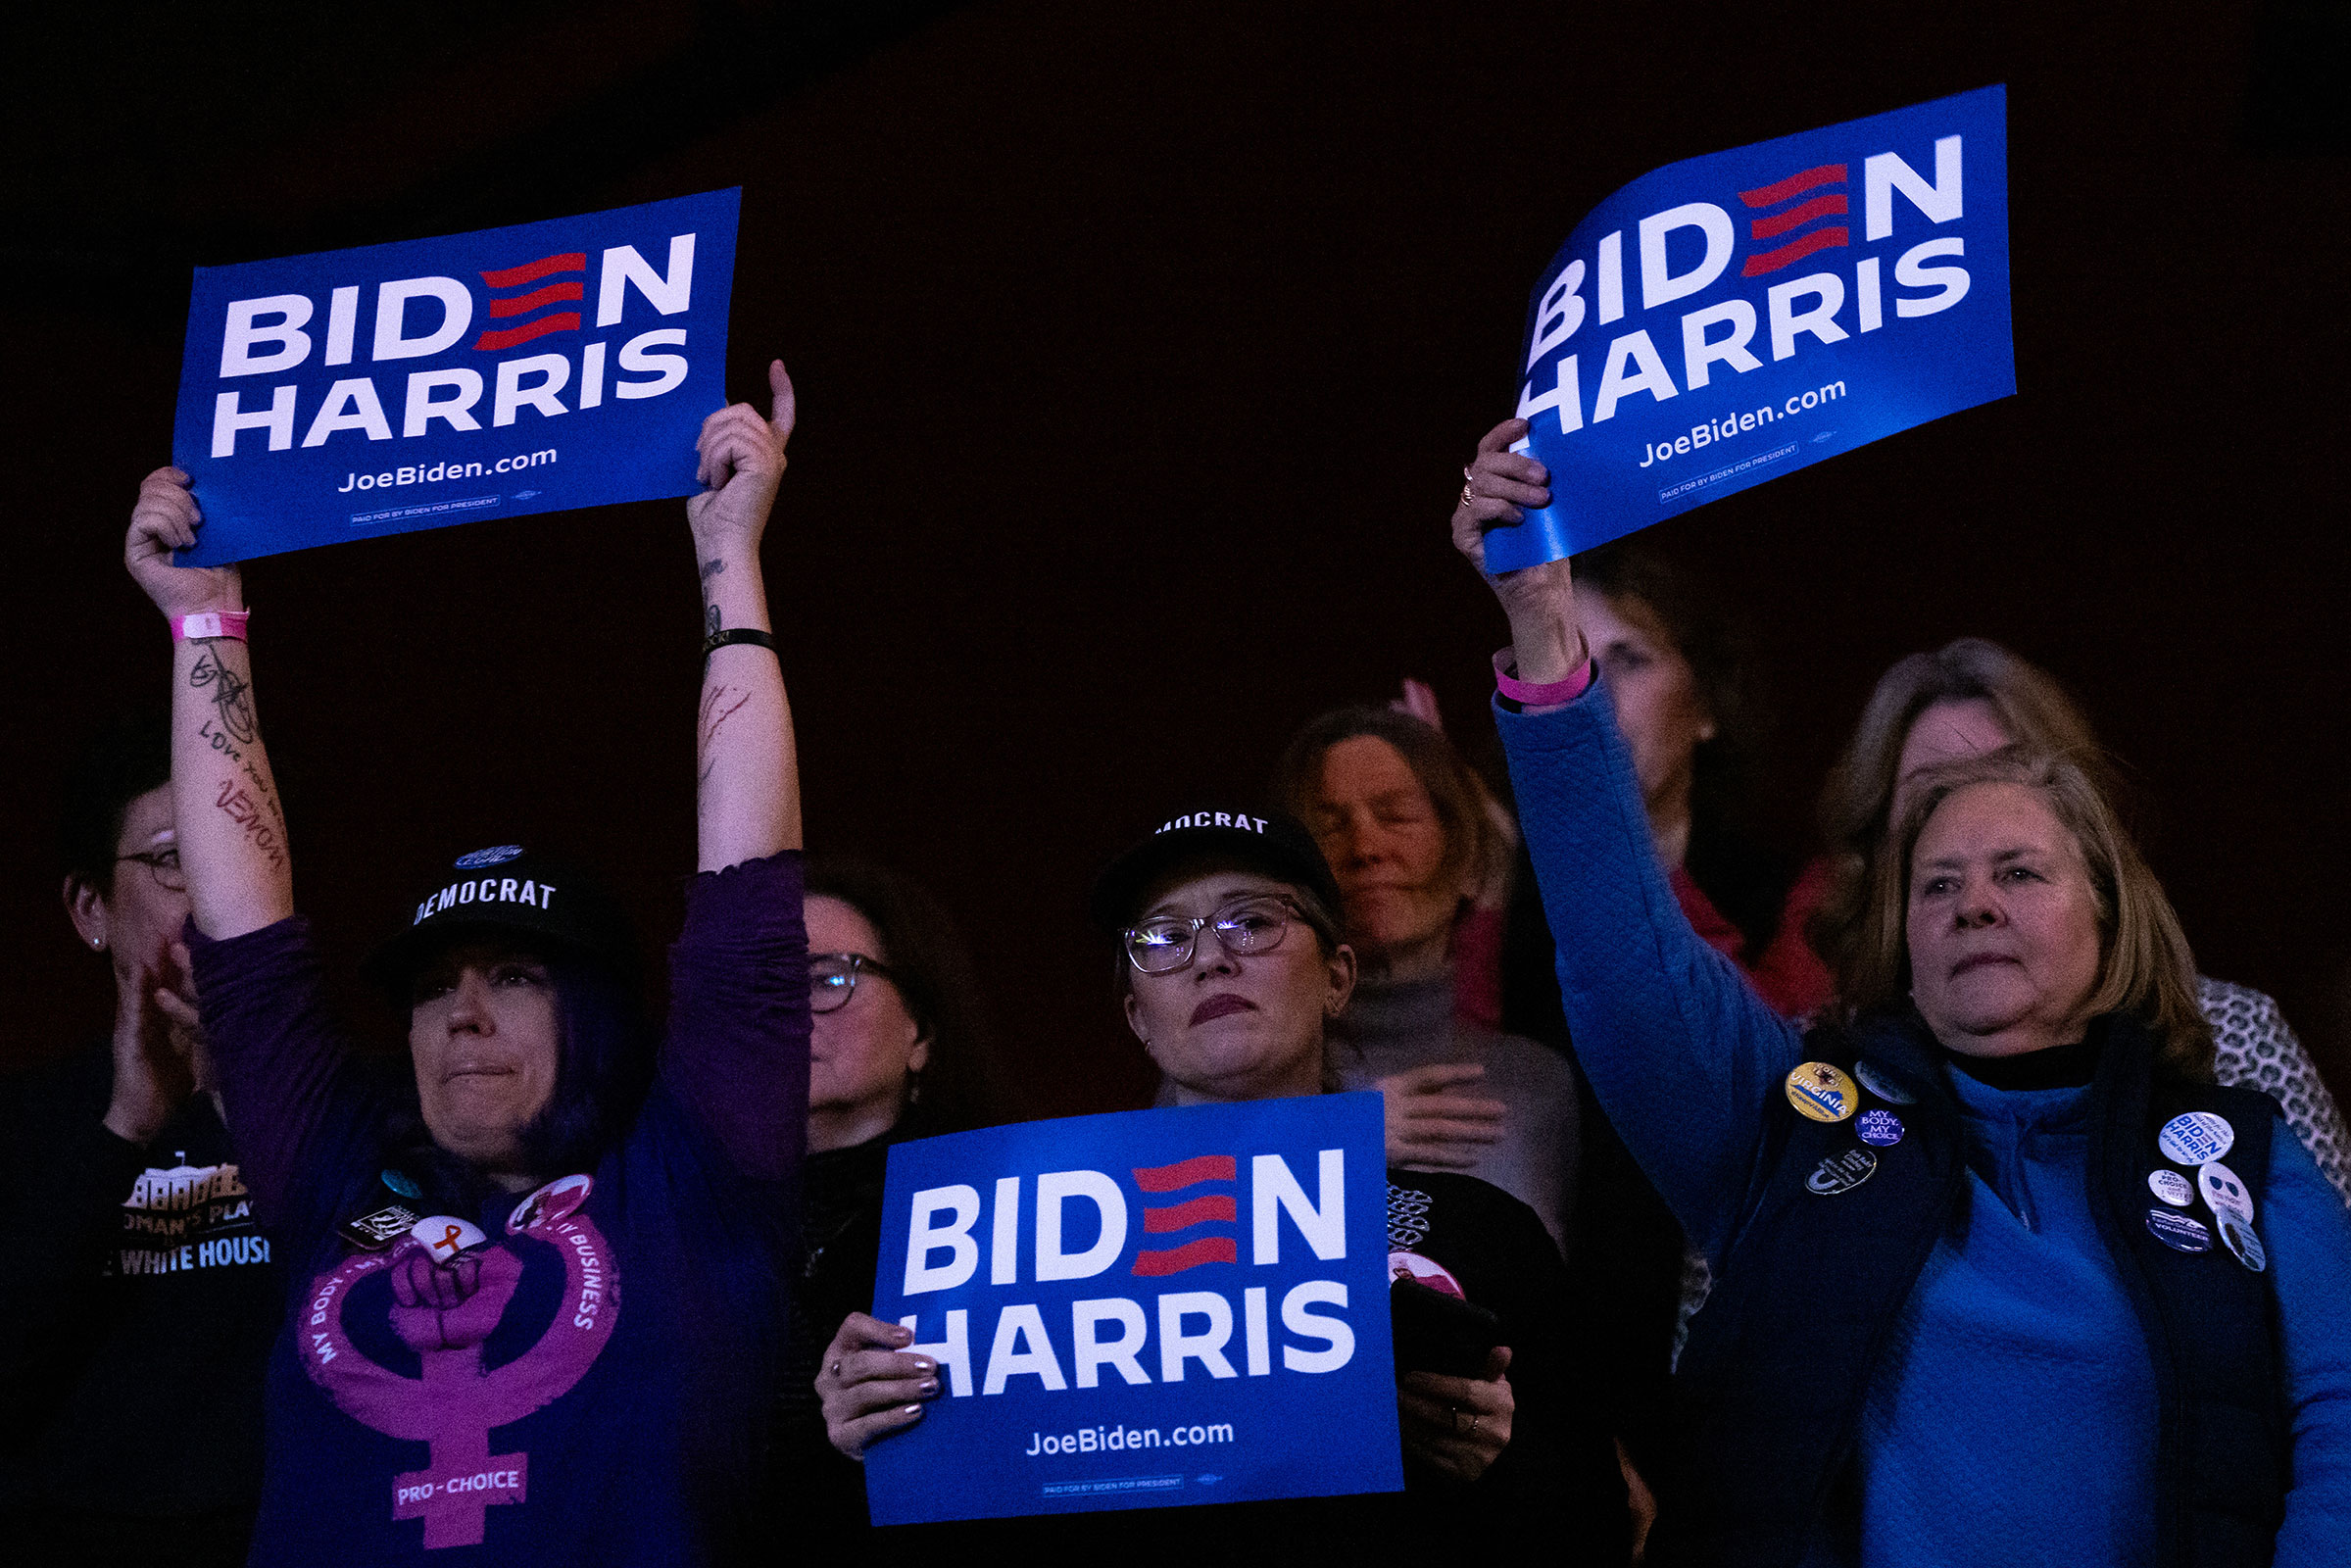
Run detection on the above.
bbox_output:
[122,364,811,1566]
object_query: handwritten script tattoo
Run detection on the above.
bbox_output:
[188,649,257,744]
[697,684,752,785]
[700,559,725,581]
[215,780,285,869]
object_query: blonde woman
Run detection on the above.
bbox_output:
[1449,427,2351,1566]
[1811,637,2351,1205]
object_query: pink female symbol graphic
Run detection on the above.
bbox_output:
[300,1214,618,1548]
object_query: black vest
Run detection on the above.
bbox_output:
[1654,1011,2286,1568]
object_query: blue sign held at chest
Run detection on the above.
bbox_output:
[863,1094,1403,1525]
[1488,86,2014,570]
[170,189,740,564]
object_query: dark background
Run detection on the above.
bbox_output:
[4,1,2344,1118]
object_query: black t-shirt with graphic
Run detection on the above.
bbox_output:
[0,1042,281,1529]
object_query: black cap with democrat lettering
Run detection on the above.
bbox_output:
[1088,807,1344,934]
[359,845,637,1000]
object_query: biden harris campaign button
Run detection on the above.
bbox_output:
[2158,1111,2234,1166]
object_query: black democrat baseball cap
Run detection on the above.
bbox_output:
[359,845,637,1001]
[1088,807,1345,935]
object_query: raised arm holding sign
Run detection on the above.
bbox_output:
[1450,421,2351,1567]
[120,367,819,1566]
[1487,85,2013,568]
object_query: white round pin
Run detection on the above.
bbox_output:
[2157,1111,2234,1166]
[2197,1162,2254,1226]
[2147,1169,2193,1206]
[2216,1214,2268,1273]
[409,1214,487,1262]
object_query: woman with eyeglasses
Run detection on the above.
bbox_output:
[0,713,277,1565]
[768,858,991,1548]
[121,364,814,1566]
[809,810,1630,1557]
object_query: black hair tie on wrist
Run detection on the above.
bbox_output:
[701,627,777,660]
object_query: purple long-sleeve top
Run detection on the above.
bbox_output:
[189,851,808,1567]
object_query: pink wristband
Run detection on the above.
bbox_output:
[1493,645,1593,707]
[171,611,250,644]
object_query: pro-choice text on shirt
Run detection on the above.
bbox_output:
[865,1096,1403,1525]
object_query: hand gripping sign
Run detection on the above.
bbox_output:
[864,1094,1402,1525]
[1486,86,2014,571]
[170,189,740,565]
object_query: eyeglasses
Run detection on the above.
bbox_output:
[810,952,902,1014]
[1124,896,1302,975]
[117,847,186,893]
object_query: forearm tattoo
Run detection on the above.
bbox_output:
[189,648,257,743]
[188,643,286,866]
[697,684,752,785]
[214,780,286,869]
[701,558,726,637]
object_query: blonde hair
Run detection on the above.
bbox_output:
[1813,639,2115,994]
[1844,747,2213,1081]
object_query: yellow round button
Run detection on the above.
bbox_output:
[1786,1061,1860,1123]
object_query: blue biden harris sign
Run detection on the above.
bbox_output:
[169,189,740,565]
[862,1095,1402,1526]
[1486,86,2014,571]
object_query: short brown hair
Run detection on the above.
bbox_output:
[1270,707,1504,926]
[1813,639,2115,996]
[1845,747,2213,1081]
